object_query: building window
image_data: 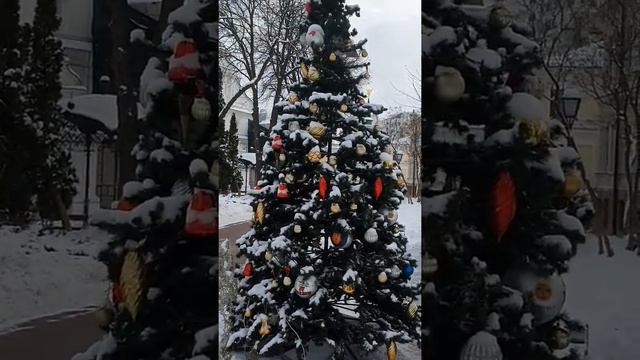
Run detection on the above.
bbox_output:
[61,47,91,98]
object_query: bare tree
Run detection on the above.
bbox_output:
[391,67,421,110]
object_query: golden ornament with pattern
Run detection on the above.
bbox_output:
[255,201,265,224]
[383,160,394,170]
[300,62,309,79]
[259,319,271,337]
[307,150,322,163]
[308,66,320,81]
[339,104,348,112]
[386,340,397,360]
[288,92,299,104]
[518,119,550,145]
[563,172,583,198]
[359,96,366,105]
[342,282,355,295]
[120,251,144,320]
[397,174,406,188]
[265,251,273,261]
[406,301,418,319]
[309,102,319,114]
[308,123,326,139]
[330,203,341,214]
[377,271,388,283]
[244,308,252,318]
[329,52,337,62]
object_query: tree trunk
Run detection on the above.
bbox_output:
[110,0,138,196]
[252,85,262,178]
[52,187,71,232]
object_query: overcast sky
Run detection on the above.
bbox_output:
[348,0,421,112]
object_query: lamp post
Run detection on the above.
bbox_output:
[560,94,581,130]
[393,151,404,164]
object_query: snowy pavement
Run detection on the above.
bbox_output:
[220,194,253,227]
[565,236,640,360]
[0,226,108,333]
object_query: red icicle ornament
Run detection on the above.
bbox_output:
[490,170,517,241]
[185,189,217,236]
[319,176,328,199]
[373,176,383,200]
[272,135,283,152]
[167,40,201,83]
[277,183,289,199]
[242,262,253,277]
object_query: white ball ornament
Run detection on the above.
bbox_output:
[288,121,300,132]
[293,224,302,233]
[377,271,388,284]
[503,267,566,324]
[460,331,503,360]
[305,24,325,49]
[390,265,402,278]
[191,97,211,121]
[435,66,466,103]
[364,227,378,243]
[283,276,292,286]
[356,144,367,156]
[295,275,319,299]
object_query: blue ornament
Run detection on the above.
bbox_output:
[402,265,414,278]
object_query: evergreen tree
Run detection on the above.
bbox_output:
[219,112,243,193]
[74,1,218,359]
[27,0,77,221]
[423,2,591,359]
[226,1,420,358]
[0,0,40,223]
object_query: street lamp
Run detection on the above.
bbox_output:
[560,93,582,129]
[393,151,404,164]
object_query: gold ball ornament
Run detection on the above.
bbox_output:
[341,282,355,295]
[435,66,466,103]
[406,301,419,319]
[423,252,439,275]
[329,52,337,61]
[329,155,337,166]
[191,97,211,121]
[356,144,367,156]
[490,5,513,29]
[518,119,550,146]
[307,150,322,163]
[278,153,286,162]
[309,102,319,114]
[563,172,583,198]
[308,66,320,82]
[120,251,144,320]
[255,201,265,224]
[330,203,341,214]
[244,307,252,318]
[350,203,358,211]
[396,174,406,188]
[283,276,292,286]
[339,104,348,112]
[386,210,398,223]
[359,96,366,105]
[383,160,394,170]
[308,121,326,139]
[377,271,388,283]
[300,62,309,79]
[288,92,299,104]
[258,319,271,337]
[265,251,273,261]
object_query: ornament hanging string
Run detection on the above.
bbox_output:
[286,316,307,360]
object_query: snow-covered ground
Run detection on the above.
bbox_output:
[565,236,640,360]
[220,198,422,359]
[0,226,108,333]
[220,194,253,227]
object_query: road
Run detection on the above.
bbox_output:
[220,220,252,266]
[0,308,103,360]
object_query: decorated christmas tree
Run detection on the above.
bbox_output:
[226,1,421,359]
[423,2,592,359]
[73,1,218,359]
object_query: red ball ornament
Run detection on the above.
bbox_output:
[489,170,516,241]
[319,176,328,199]
[272,135,283,152]
[242,262,253,277]
[277,183,289,199]
[373,176,383,200]
[167,40,201,84]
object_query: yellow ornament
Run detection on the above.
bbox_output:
[307,150,322,163]
[265,250,273,261]
[563,172,583,198]
[309,102,319,114]
[259,319,271,337]
[288,92,299,104]
[339,104,348,112]
[383,160,394,170]
[518,119,550,145]
[300,62,309,79]
[120,251,144,320]
[244,308,252,318]
[359,96,366,105]
[308,122,326,139]
[386,340,397,360]
[406,301,418,319]
[283,276,292,286]
[342,282,355,295]
[308,66,320,81]
[255,201,265,224]
[377,271,388,283]
[330,203,341,214]
[329,52,337,61]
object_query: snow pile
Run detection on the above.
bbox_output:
[59,94,145,131]
[0,226,109,332]
[424,26,457,55]
[220,194,253,227]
